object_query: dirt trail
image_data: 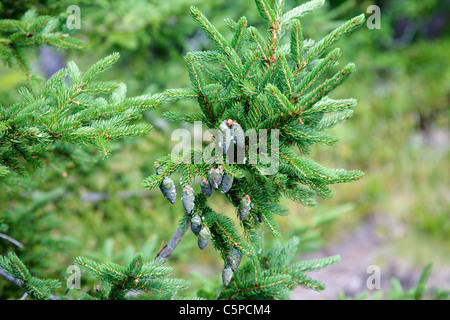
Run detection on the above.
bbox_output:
[291,214,450,300]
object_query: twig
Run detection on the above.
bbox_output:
[0,267,24,288]
[0,233,24,249]
[0,267,59,300]
[155,225,188,263]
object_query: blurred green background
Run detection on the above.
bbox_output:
[0,0,449,299]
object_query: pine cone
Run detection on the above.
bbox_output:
[197,225,210,250]
[191,213,202,236]
[230,121,245,149]
[159,176,176,205]
[208,166,223,191]
[220,173,234,194]
[227,247,242,272]
[200,177,212,197]
[222,264,233,287]
[238,195,251,221]
[181,184,195,214]
[219,119,233,154]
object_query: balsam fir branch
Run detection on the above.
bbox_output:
[0,10,164,183]
[0,53,163,180]
[75,253,189,300]
[0,252,60,300]
[0,10,85,81]
[218,235,340,300]
[144,0,365,289]
[0,0,368,301]
[0,252,189,300]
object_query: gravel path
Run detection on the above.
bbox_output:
[291,214,450,300]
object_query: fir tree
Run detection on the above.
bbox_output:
[0,1,372,300]
[144,0,365,291]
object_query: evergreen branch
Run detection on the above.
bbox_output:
[274,0,286,21]
[0,10,85,80]
[276,54,295,98]
[0,267,30,293]
[298,63,355,112]
[186,50,221,62]
[82,52,120,84]
[259,63,355,130]
[254,0,276,27]
[304,96,357,115]
[247,26,269,63]
[75,257,103,278]
[146,1,365,297]
[305,13,365,64]
[217,53,242,82]
[156,226,188,263]
[9,44,32,79]
[294,48,341,95]
[190,6,230,56]
[163,111,206,123]
[0,233,24,248]
[231,17,248,52]
[0,253,60,300]
[1,54,160,175]
[219,234,340,299]
[282,0,325,24]
[290,19,304,69]
[293,255,341,272]
[294,272,325,291]
[164,87,199,102]
[315,109,354,131]
[76,254,189,300]
[266,83,294,114]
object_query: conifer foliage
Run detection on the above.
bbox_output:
[0,52,162,181]
[0,252,60,300]
[1,1,367,300]
[0,10,164,188]
[218,234,341,300]
[74,253,190,300]
[144,0,365,289]
[0,9,85,80]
